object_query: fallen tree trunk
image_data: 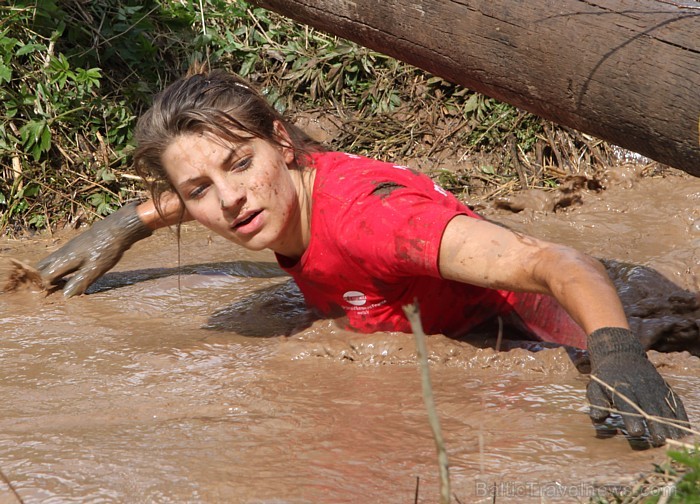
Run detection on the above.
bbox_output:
[254,0,700,176]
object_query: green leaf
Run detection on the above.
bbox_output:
[0,35,18,54]
[96,167,116,182]
[23,184,39,198]
[75,67,102,90]
[20,120,43,146]
[669,450,700,469]
[239,56,256,76]
[39,124,52,153]
[88,192,114,216]
[51,21,66,42]
[463,93,481,114]
[0,62,11,84]
[15,43,46,57]
[20,120,51,160]
[28,213,46,228]
[48,53,73,88]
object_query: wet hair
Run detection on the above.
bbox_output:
[133,66,323,215]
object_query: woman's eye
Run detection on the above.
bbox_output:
[233,156,252,171]
[189,184,208,200]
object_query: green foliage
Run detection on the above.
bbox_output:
[0,0,196,233]
[648,449,700,503]
[466,96,543,151]
[592,448,700,503]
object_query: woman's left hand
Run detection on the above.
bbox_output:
[586,327,691,446]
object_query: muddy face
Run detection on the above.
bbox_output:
[162,131,308,258]
[0,168,698,502]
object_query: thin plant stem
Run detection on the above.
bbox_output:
[495,316,503,352]
[403,301,450,504]
[589,375,698,437]
[198,0,207,36]
[0,466,24,504]
[666,438,700,451]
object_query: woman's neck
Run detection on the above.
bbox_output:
[274,166,316,260]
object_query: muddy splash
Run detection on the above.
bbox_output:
[0,166,699,503]
[0,259,46,294]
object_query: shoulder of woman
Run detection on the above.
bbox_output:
[312,152,434,193]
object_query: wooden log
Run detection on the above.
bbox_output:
[254,0,700,176]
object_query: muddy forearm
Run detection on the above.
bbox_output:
[136,192,192,230]
[439,216,631,333]
[541,248,629,334]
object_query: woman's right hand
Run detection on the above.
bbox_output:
[36,202,154,297]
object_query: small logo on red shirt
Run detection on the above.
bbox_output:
[343,291,367,306]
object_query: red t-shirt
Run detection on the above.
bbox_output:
[276,152,516,336]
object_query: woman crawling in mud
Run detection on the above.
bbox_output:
[35,67,691,447]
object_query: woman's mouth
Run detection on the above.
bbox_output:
[232,210,263,232]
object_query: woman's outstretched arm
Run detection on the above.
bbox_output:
[438,215,628,333]
[36,192,191,297]
[438,215,690,446]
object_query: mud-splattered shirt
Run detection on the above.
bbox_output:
[276,152,516,336]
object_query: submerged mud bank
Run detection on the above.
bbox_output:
[0,166,698,502]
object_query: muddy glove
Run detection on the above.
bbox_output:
[586,327,690,446]
[36,202,153,297]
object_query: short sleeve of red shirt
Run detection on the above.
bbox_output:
[336,180,467,281]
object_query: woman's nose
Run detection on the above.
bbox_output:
[218,182,245,211]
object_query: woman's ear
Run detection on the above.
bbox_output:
[273,120,295,165]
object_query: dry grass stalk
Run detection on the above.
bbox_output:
[403,302,451,504]
[589,375,697,437]
[0,466,24,503]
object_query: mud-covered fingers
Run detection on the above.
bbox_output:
[35,252,84,286]
[587,381,653,441]
[61,264,104,298]
[586,381,613,423]
[608,384,648,438]
[613,381,691,445]
[646,417,690,447]
[632,394,668,446]
[645,388,692,443]
[664,386,690,424]
[587,380,673,445]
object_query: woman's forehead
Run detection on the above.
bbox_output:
[165,130,254,157]
[200,127,256,147]
[165,131,265,166]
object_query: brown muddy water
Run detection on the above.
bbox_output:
[1,166,699,503]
